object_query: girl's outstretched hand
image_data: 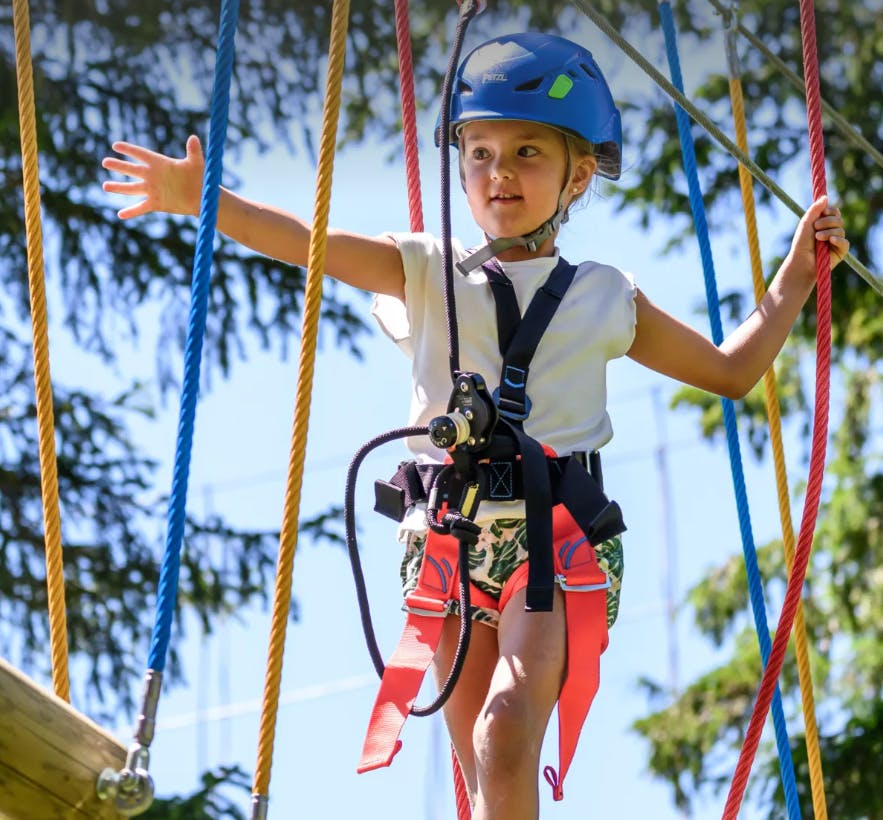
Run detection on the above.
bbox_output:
[788,195,850,279]
[102,135,205,220]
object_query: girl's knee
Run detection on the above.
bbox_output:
[473,692,543,770]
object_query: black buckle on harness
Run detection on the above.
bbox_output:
[374,479,406,522]
[491,387,532,421]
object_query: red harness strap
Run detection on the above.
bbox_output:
[358,506,609,805]
[357,530,497,773]
[494,504,609,801]
[543,504,609,801]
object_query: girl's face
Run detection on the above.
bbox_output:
[459,119,595,261]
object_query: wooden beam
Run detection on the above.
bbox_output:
[0,657,126,819]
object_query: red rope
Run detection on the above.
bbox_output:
[395,3,468,814]
[452,745,472,820]
[394,0,424,232]
[722,1,832,816]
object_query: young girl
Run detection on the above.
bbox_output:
[103,31,848,820]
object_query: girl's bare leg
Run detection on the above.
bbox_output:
[472,586,567,820]
[432,615,499,804]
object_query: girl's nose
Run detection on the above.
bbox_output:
[490,157,513,180]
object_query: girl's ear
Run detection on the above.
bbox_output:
[571,155,597,190]
[564,155,597,209]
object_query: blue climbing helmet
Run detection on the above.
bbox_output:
[443,31,622,180]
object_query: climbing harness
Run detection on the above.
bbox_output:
[346,4,625,808]
[359,498,613,804]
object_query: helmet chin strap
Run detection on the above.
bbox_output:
[456,193,569,275]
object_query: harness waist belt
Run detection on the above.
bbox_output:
[375,451,594,521]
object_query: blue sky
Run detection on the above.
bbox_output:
[57,14,830,819]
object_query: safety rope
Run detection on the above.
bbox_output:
[394,0,424,232]
[723,9,828,818]
[722,0,832,815]
[439,2,483,377]
[393,5,471,813]
[12,0,71,703]
[436,7,492,812]
[249,1,350,816]
[97,7,241,815]
[147,0,239,676]
[568,0,880,296]
[707,0,883,172]
[657,5,801,816]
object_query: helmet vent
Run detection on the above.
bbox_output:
[457,79,473,94]
[580,63,600,80]
[515,77,543,92]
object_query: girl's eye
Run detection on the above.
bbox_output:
[471,147,489,160]
[519,145,539,157]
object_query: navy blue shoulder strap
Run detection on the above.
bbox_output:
[482,257,578,422]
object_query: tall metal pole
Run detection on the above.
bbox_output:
[652,386,680,696]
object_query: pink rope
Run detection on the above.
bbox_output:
[394,0,424,232]
[722,1,832,816]
[452,745,472,820]
[395,4,469,814]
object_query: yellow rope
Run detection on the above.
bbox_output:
[727,42,828,820]
[251,0,351,803]
[12,0,70,703]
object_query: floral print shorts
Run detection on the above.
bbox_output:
[400,517,624,629]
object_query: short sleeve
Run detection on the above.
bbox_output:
[370,231,434,358]
[607,268,638,359]
[370,231,460,360]
[371,292,412,357]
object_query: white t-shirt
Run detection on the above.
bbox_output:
[372,232,637,527]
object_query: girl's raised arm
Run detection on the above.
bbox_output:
[628,196,848,398]
[102,136,405,299]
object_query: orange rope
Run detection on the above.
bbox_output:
[250,0,351,805]
[12,0,70,703]
[727,57,828,819]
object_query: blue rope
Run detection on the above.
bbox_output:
[148,0,241,672]
[657,4,801,817]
